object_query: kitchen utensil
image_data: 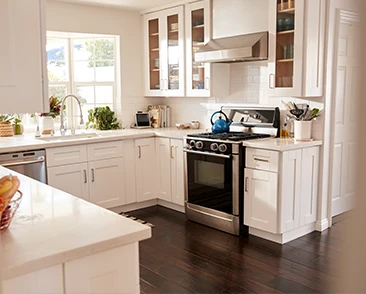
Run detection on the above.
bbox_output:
[301,105,309,120]
[210,110,232,133]
[290,108,304,119]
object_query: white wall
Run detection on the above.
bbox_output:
[46,0,162,128]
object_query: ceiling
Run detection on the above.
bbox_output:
[52,0,181,11]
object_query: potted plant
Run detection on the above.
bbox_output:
[86,106,121,130]
[12,115,23,135]
[39,96,65,134]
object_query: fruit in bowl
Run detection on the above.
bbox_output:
[0,174,21,229]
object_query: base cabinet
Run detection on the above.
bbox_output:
[47,140,133,208]
[1,243,140,294]
[244,146,320,242]
[155,138,184,206]
[135,138,156,202]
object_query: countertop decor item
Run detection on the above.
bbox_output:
[12,116,23,135]
[0,174,21,230]
[39,96,65,118]
[0,115,14,137]
[86,106,121,130]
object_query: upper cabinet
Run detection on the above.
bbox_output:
[185,0,211,97]
[268,0,325,97]
[144,6,185,97]
[0,0,48,113]
[143,0,213,98]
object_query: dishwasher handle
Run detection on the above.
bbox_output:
[1,157,45,167]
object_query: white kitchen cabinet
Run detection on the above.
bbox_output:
[155,138,185,206]
[156,138,171,201]
[268,0,325,97]
[280,149,302,232]
[170,139,185,206]
[89,158,125,208]
[135,138,156,202]
[144,6,185,97]
[47,162,89,201]
[1,265,63,294]
[244,146,320,243]
[244,168,278,234]
[65,243,140,294]
[0,0,48,113]
[185,0,211,97]
[47,140,126,208]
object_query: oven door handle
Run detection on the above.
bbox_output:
[183,149,232,159]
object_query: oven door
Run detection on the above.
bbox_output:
[185,150,233,215]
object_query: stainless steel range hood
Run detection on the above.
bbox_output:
[194,31,268,63]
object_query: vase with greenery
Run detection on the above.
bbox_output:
[86,106,121,130]
[12,115,23,135]
[38,96,65,134]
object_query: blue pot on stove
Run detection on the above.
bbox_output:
[210,110,232,134]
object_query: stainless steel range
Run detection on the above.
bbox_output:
[184,106,280,235]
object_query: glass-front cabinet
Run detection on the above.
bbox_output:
[144,6,184,97]
[186,0,211,97]
[268,0,325,97]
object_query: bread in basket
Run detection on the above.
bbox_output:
[0,174,22,230]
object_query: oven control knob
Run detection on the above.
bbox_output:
[189,140,196,147]
[218,144,227,153]
[195,141,204,149]
[210,143,219,151]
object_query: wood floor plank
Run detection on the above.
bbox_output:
[129,206,344,294]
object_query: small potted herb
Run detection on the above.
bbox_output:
[86,106,121,130]
[12,115,23,135]
[39,96,65,134]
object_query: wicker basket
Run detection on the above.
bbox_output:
[0,122,14,137]
[0,190,22,230]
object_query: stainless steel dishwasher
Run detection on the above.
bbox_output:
[0,150,47,183]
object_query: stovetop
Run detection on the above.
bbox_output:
[187,132,271,142]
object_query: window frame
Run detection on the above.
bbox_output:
[46,33,119,129]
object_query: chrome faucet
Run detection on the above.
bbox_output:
[60,94,84,135]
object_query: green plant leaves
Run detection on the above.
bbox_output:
[86,106,121,130]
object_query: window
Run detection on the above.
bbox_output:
[46,32,120,127]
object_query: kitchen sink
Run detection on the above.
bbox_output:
[36,132,100,142]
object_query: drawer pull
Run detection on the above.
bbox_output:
[254,157,269,163]
[91,168,95,182]
[171,146,174,159]
[138,146,141,158]
[245,177,248,192]
[84,169,87,184]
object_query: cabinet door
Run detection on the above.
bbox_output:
[300,147,319,226]
[156,138,171,201]
[47,163,89,201]
[144,11,164,96]
[65,243,140,294]
[2,265,63,294]
[186,0,211,97]
[268,0,304,97]
[161,6,185,97]
[301,0,325,97]
[0,0,47,113]
[171,139,185,206]
[135,138,156,202]
[89,158,125,208]
[244,168,278,233]
[280,149,302,232]
[123,140,137,205]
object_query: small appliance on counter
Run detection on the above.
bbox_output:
[131,111,151,129]
[183,106,280,236]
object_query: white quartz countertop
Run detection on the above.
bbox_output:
[242,138,322,151]
[0,128,205,153]
[0,166,151,280]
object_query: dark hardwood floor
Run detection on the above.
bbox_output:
[129,206,350,294]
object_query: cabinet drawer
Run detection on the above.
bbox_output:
[87,141,123,161]
[246,148,279,172]
[46,145,87,167]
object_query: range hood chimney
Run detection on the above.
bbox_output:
[194,31,268,63]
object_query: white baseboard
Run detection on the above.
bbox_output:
[249,222,316,244]
[157,199,185,213]
[109,199,158,214]
[315,218,329,231]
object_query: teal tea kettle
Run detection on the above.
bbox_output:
[210,110,232,133]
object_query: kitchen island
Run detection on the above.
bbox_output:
[0,166,151,294]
